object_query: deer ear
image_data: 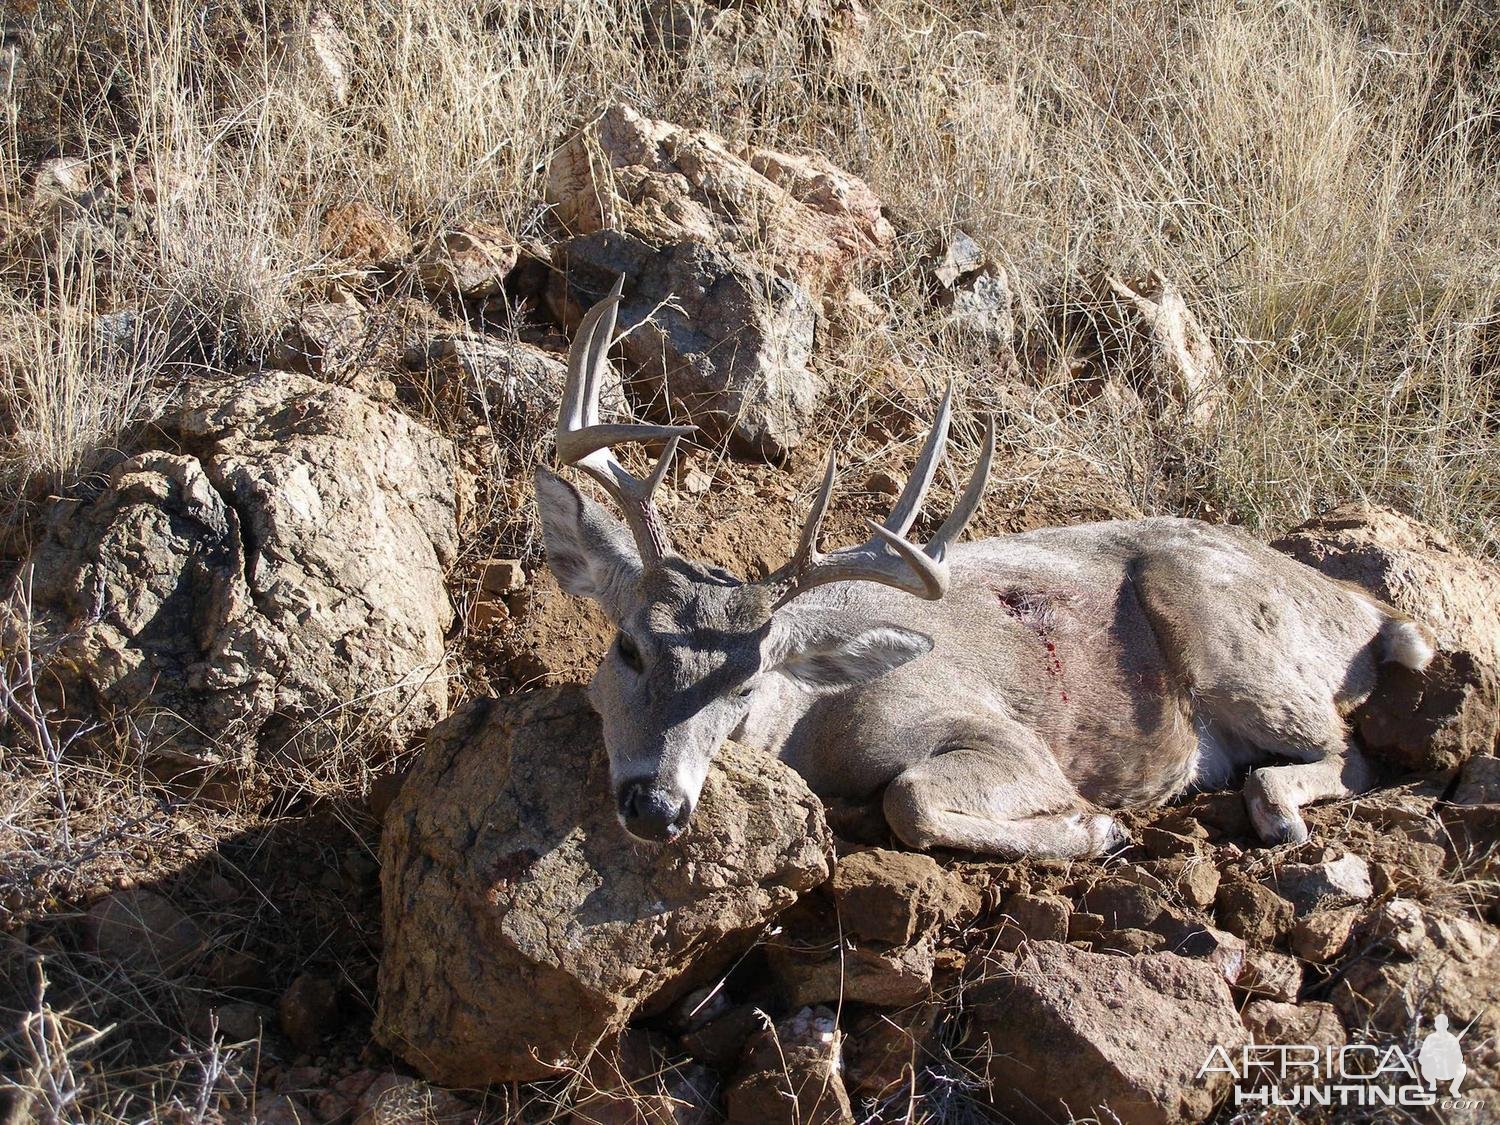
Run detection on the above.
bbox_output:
[768,614,933,694]
[535,469,642,620]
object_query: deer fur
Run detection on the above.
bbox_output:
[536,285,1433,858]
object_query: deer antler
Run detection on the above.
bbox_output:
[556,276,697,564]
[770,384,995,609]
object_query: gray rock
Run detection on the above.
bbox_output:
[550,233,819,461]
[1455,755,1500,804]
[86,888,202,975]
[375,688,833,1084]
[726,1006,852,1125]
[968,942,1248,1124]
[14,371,458,783]
[1265,853,1373,913]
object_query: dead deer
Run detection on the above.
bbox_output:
[535,279,1434,857]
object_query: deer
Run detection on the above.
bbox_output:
[534,278,1435,858]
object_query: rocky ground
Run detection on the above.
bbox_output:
[2,2,1499,1122]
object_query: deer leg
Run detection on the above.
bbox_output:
[1242,742,1374,846]
[882,737,1127,860]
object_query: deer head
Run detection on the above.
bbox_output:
[535,278,994,842]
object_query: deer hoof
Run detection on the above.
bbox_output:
[1088,813,1131,856]
[1244,769,1310,846]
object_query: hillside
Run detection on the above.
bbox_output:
[1,1,1498,1121]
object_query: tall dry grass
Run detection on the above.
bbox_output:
[2,0,1496,541]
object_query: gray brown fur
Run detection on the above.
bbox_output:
[536,474,1434,858]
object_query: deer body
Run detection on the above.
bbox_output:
[537,282,1432,858]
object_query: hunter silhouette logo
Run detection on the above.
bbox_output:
[1418,1015,1465,1096]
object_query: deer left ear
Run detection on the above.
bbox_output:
[535,468,642,620]
[767,613,934,693]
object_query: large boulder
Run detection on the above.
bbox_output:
[375,688,834,1085]
[1272,504,1500,770]
[967,942,1248,1124]
[546,103,891,296]
[12,370,459,787]
[549,233,818,460]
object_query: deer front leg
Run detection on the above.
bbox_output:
[881,727,1127,860]
[1242,743,1375,846]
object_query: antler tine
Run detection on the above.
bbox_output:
[555,277,697,563]
[882,381,954,537]
[927,413,994,563]
[770,389,991,609]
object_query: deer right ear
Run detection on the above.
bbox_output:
[534,469,642,620]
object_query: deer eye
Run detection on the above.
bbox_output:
[616,632,644,673]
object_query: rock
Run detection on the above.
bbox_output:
[1215,880,1294,945]
[546,103,892,296]
[1102,271,1226,426]
[1359,898,1428,959]
[829,849,979,946]
[376,689,833,1084]
[277,974,339,1053]
[1265,853,1373,913]
[550,233,818,460]
[1094,927,1167,955]
[928,230,987,289]
[996,891,1071,950]
[1289,908,1359,963]
[767,936,934,1007]
[680,1004,762,1070]
[1068,911,1106,941]
[13,371,459,782]
[1330,906,1500,1079]
[1240,1000,1345,1052]
[968,942,1248,1124]
[1082,878,1164,930]
[414,224,519,299]
[353,1074,474,1125]
[1273,504,1500,770]
[252,1094,316,1124]
[1234,949,1302,1002]
[85,889,202,975]
[726,1006,852,1125]
[570,1030,718,1125]
[935,262,1020,374]
[1145,858,1220,911]
[1141,826,1207,860]
[1455,755,1500,804]
[319,200,411,265]
[479,558,526,595]
[842,1003,938,1101]
[274,297,366,377]
[208,1001,270,1042]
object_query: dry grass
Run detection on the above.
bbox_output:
[2,0,1499,1119]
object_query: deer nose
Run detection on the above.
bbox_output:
[617,780,691,842]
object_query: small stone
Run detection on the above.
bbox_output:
[479,558,526,595]
[469,598,509,629]
[1241,1000,1345,1052]
[319,200,412,265]
[1082,878,1164,930]
[1146,858,1220,910]
[86,889,203,975]
[1289,908,1359,963]
[1234,949,1302,1002]
[680,1005,762,1070]
[1093,928,1166,955]
[726,1006,852,1125]
[277,974,340,1054]
[414,224,518,299]
[1361,898,1427,959]
[681,466,713,495]
[354,1073,473,1125]
[252,1094,315,1124]
[864,470,903,497]
[1142,826,1206,860]
[767,938,934,1008]
[1266,852,1373,914]
[830,849,979,946]
[210,1001,270,1042]
[1454,755,1500,805]
[996,892,1071,950]
[1215,880,1294,945]
[843,1003,938,1101]
[1068,911,1106,941]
